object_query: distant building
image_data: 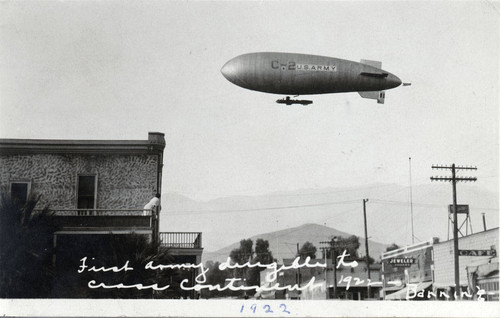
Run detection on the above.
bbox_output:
[0,132,203,297]
[381,239,436,300]
[433,227,498,301]
[380,228,498,301]
[257,258,326,300]
[335,259,382,300]
[258,256,381,300]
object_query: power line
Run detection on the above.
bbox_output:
[370,199,497,211]
[167,199,361,215]
[171,184,399,200]
[168,198,497,215]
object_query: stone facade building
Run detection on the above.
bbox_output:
[0,132,165,240]
[0,132,164,207]
[0,132,203,298]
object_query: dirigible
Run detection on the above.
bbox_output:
[221,52,405,105]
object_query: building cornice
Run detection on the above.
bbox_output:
[0,132,165,156]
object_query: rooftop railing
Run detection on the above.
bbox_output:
[159,232,202,249]
[53,209,152,216]
[49,209,153,230]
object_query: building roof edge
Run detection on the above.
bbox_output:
[0,132,165,155]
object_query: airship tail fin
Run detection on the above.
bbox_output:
[360,59,382,69]
[358,91,386,104]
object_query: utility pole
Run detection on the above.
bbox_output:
[320,238,339,299]
[363,198,371,299]
[331,244,337,299]
[431,164,477,299]
[319,244,330,299]
[296,243,301,288]
[409,157,415,244]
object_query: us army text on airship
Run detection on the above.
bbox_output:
[221,52,409,105]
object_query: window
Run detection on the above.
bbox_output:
[10,182,30,205]
[77,175,96,209]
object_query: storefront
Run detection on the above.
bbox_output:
[380,239,436,300]
[467,257,499,301]
[433,228,498,301]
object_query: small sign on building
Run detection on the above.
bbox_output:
[458,249,496,257]
[389,258,416,267]
[448,204,469,214]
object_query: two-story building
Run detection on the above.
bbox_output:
[381,239,436,300]
[0,132,203,297]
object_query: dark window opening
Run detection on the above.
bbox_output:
[78,175,96,209]
[11,182,29,205]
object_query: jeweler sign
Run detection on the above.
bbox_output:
[389,258,415,267]
[458,249,496,257]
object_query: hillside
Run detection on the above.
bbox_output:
[160,183,498,254]
[202,223,389,264]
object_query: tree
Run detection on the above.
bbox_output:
[0,192,181,299]
[329,235,378,264]
[0,193,59,298]
[330,235,361,261]
[254,238,274,265]
[229,238,253,265]
[229,238,275,295]
[385,243,400,252]
[297,241,317,259]
[201,260,234,299]
[229,238,254,298]
[53,233,178,298]
[229,238,254,280]
[247,239,275,287]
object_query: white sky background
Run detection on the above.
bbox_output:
[1,1,498,200]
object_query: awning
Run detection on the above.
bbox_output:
[385,282,432,300]
[477,261,499,278]
[467,257,498,277]
[255,289,276,299]
[383,285,404,292]
[380,285,403,299]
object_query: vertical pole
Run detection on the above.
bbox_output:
[297,243,301,288]
[381,264,386,300]
[52,234,57,268]
[156,146,163,245]
[451,164,460,299]
[431,163,477,300]
[482,213,487,231]
[276,220,279,253]
[332,247,337,299]
[409,157,415,244]
[324,248,328,299]
[363,199,371,299]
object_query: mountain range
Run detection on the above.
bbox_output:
[201,223,389,264]
[159,183,498,261]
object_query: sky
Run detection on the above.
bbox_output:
[1,2,498,214]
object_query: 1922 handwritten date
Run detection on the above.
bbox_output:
[240,304,290,315]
